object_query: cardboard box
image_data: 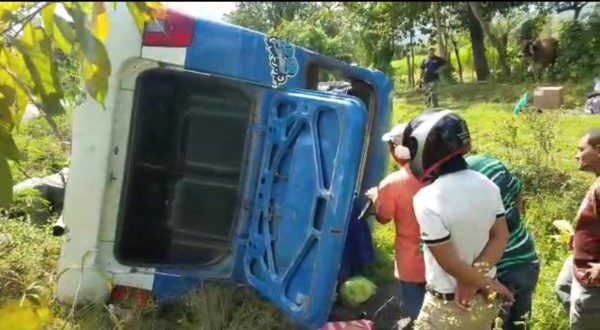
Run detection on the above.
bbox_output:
[533,86,564,109]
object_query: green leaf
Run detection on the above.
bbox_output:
[76,2,94,15]
[0,133,19,162]
[0,87,15,129]
[53,14,76,54]
[74,27,111,106]
[42,3,56,38]
[0,156,13,208]
[0,7,17,24]
[13,24,65,117]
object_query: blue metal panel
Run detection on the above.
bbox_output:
[184,18,393,230]
[244,90,368,329]
[152,16,393,305]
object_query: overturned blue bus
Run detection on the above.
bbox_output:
[55,5,393,329]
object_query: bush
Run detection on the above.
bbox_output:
[556,15,600,81]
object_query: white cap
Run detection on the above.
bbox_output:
[381,123,407,145]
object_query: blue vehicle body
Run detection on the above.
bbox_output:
[129,17,393,329]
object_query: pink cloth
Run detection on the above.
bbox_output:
[318,319,374,330]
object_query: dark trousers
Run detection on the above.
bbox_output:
[497,262,541,330]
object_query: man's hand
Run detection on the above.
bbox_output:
[585,262,600,285]
[365,187,378,203]
[483,279,514,307]
[454,283,478,311]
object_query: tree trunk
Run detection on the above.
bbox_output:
[432,2,447,58]
[406,55,412,86]
[468,2,511,77]
[467,7,489,81]
[407,34,415,86]
[451,36,463,83]
[574,6,583,20]
[410,40,416,84]
[374,38,394,74]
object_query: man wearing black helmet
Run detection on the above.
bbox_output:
[403,110,514,329]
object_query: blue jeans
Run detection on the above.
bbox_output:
[497,262,541,330]
[399,281,426,320]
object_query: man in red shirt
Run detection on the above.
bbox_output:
[365,123,427,322]
[555,128,600,329]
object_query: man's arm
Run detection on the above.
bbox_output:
[365,177,398,224]
[416,199,495,290]
[428,243,495,290]
[472,217,509,268]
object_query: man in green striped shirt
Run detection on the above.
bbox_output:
[466,154,539,330]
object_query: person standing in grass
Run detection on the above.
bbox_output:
[554,128,600,329]
[419,47,447,108]
[466,154,540,330]
[365,122,427,323]
[401,110,514,329]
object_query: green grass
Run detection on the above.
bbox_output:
[1,80,595,329]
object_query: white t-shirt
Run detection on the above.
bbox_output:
[413,169,505,294]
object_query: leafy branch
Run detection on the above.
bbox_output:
[0,2,161,208]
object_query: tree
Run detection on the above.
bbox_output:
[468,2,510,77]
[270,20,353,63]
[0,2,160,207]
[431,2,447,59]
[343,2,428,74]
[224,2,319,33]
[553,2,590,20]
[467,2,527,78]
[442,2,490,81]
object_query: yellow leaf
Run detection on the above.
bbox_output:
[0,2,23,11]
[127,2,152,35]
[92,2,108,41]
[145,2,164,9]
[553,219,574,234]
[41,3,56,37]
[0,156,13,207]
[0,48,34,129]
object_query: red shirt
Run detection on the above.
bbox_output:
[573,178,600,285]
[374,164,426,283]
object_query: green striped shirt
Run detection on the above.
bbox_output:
[466,154,538,270]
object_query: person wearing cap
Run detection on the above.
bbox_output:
[365,123,427,322]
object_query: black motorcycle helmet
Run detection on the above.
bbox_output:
[402,109,472,182]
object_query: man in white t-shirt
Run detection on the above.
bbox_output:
[400,110,514,329]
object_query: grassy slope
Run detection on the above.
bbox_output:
[1,79,596,329]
